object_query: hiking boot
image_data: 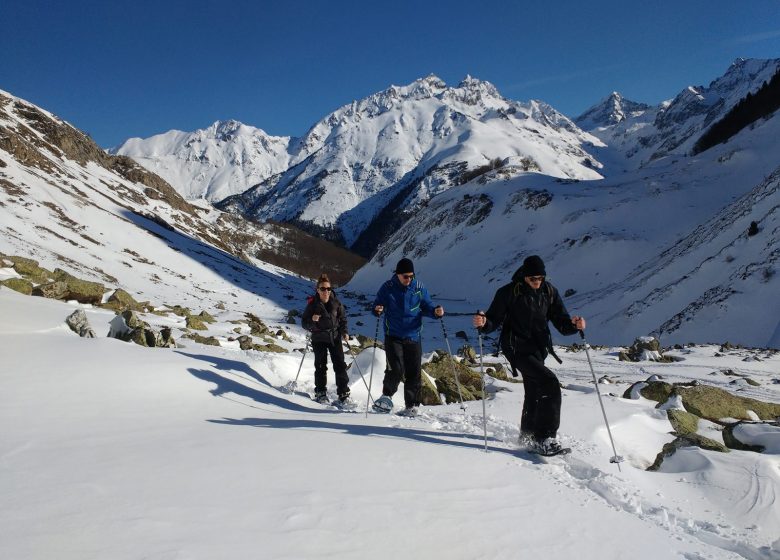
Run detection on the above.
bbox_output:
[530,437,568,456]
[313,391,329,405]
[517,430,534,447]
[372,395,393,413]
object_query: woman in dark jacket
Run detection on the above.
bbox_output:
[473,255,585,456]
[301,274,352,406]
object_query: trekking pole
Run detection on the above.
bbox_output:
[366,315,380,418]
[440,317,466,412]
[283,338,309,393]
[580,330,624,470]
[344,340,376,407]
[478,329,488,453]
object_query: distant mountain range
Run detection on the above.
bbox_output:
[3,58,779,346]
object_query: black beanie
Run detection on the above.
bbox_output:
[395,258,415,274]
[522,255,546,276]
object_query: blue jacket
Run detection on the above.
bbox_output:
[373,276,437,341]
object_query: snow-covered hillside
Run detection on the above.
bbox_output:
[2,283,779,560]
[348,99,780,348]
[114,119,291,202]
[0,88,319,318]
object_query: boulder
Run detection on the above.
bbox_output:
[6,256,54,283]
[252,342,287,353]
[722,422,766,452]
[618,336,674,362]
[186,314,208,331]
[104,289,143,311]
[245,313,270,336]
[65,309,96,338]
[675,385,780,422]
[0,278,33,295]
[197,310,216,323]
[170,305,192,317]
[51,269,106,305]
[182,332,221,346]
[667,409,698,435]
[622,380,674,402]
[32,280,69,300]
[647,434,729,471]
[423,353,484,404]
[237,335,254,351]
[419,370,441,405]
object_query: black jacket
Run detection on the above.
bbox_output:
[302,294,348,344]
[481,268,578,362]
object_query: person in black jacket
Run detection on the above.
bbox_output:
[301,274,352,406]
[472,255,585,455]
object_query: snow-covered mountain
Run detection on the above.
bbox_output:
[214,75,605,251]
[574,92,651,130]
[114,120,291,202]
[348,89,780,348]
[576,58,780,169]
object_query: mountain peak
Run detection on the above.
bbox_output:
[574,92,650,130]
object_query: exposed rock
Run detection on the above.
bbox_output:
[667,409,699,435]
[419,370,441,405]
[65,309,96,338]
[170,305,192,317]
[722,422,767,452]
[354,333,382,350]
[245,313,270,336]
[104,288,143,312]
[423,353,484,403]
[197,310,216,323]
[252,342,287,353]
[647,434,729,471]
[182,332,221,346]
[275,329,291,342]
[622,380,674,402]
[5,256,54,283]
[186,314,208,331]
[618,336,674,362]
[237,335,254,351]
[32,280,69,300]
[675,385,780,422]
[459,344,477,364]
[0,278,33,295]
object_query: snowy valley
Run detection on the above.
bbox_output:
[1,58,780,560]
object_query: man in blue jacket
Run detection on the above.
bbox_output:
[372,257,443,415]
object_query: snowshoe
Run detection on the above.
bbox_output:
[313,391,330,405]
[332,394,358,411]
[372,395,393,413]
[528,437,571,457]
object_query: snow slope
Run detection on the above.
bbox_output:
[2,286,779,560]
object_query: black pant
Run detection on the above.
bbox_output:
[313,340,349,396]
[382,336,422,407]
[512,354,561,440]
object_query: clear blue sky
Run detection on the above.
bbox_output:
[2,0,779,147]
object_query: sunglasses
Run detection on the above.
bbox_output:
[400,274,414,280]
[527,276,545,282]
[318,286,332,292]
